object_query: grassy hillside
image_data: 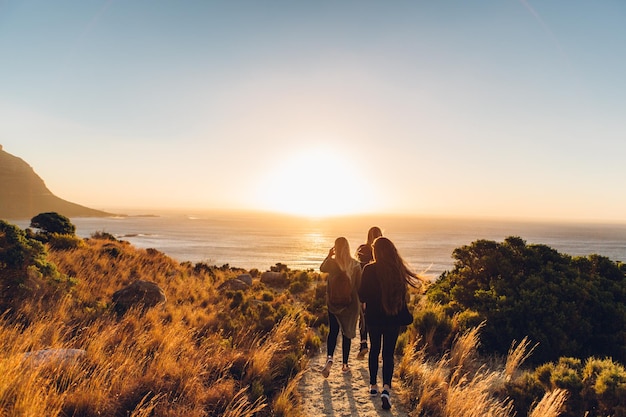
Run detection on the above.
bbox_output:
[1,220,625,416]
[0,227,323,416]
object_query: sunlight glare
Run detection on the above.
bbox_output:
[256,147,371,218]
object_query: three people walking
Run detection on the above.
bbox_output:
[321,230,422,411]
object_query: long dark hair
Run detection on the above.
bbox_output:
[372,237,421,315]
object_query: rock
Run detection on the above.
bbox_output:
[218,278,250,291]
[112,280,166,314]
[260,271,288,287]
[23,348,86,366]
[237,273,253,286]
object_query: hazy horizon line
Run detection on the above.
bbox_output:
[91,206,626,226]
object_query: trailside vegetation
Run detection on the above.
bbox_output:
[426,236,626,364]
[30,212,77,236]
[1,214,625,416]
[0,217,323,417]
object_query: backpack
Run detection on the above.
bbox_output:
[328,268,353,306]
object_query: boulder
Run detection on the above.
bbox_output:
[237,273,253,286]
[23,348,86,366]
[218,278,250,291]
[112,280,166,314]
[260,271,288,287]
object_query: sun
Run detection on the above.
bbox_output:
[255,146,371,218]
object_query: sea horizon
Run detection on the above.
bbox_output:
[9,209,626,280]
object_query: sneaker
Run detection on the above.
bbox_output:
[370,385,379,396]
[381,390,391,410]
[321,358,333,378]
[357,344,368,360]
[342,363,351,373]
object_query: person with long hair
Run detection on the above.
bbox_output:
[355,226,383,359]
[320,236,362,377]
[358,236,423,410]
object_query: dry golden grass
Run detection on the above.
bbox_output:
[0,235,310,417]
[399,323,564,417]
[504,337,537,382]
[527,389,567,417]
[222,388,267,417]
[448,322,484,385]
[272,370,306,417]
[2,229,575,417]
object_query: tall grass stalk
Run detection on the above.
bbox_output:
[527,389,567,417]
[504,337,537,381]
[401,323,527,417]
[449,322,484,385]
[222,388,267,417]
[272,369,305,417]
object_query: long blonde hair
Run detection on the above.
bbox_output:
[334,237,355,273]
[372,237,421,315]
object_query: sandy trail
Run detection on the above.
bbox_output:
[299,339,410,417]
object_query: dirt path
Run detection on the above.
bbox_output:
[299,339,410,416]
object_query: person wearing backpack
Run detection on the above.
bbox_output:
[358,237,423,410]
[320,236,362,377]
[355,226,383,360]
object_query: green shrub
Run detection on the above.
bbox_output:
[0,220,72,312]
[260,291,274,302]
[427,237,626,363]
[30,212,76,235]
[303,328,321,355]
[583,357,626,416]
[525,356,626,417]
[456,309,483,331]
[90,230,118,241]
[229,291,245,309]
[288,280,308,294]
[396,328,411,355]
[505,371,545,416]
[413,301,456,355]
[47,233,84,250]
[551,358,584,391]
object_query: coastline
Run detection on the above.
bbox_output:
[7,212,626,279]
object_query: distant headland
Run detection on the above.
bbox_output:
[0,144,118,220]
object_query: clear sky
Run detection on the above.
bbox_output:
[1,1,625,222]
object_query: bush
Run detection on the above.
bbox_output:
[90,230,118,241]
[583,357,626,416]
[47,233,84,250]
[30,212,76,236]
[0,220,71,312]
[412,301,456,356]
[525,356,626,417]
[427,237,626,363]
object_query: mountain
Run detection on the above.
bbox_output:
[0,145,116,220]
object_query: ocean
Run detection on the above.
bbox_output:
[11,212,626,280]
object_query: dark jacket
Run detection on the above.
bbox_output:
[358,263,405,327]
[356,244,373,268]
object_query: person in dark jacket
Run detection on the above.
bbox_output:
[358,236,423,410]
[355,226,383,359]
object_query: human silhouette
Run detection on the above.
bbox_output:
[355,226,383,359]
[358,236,423,410]
[320,237,362,377]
